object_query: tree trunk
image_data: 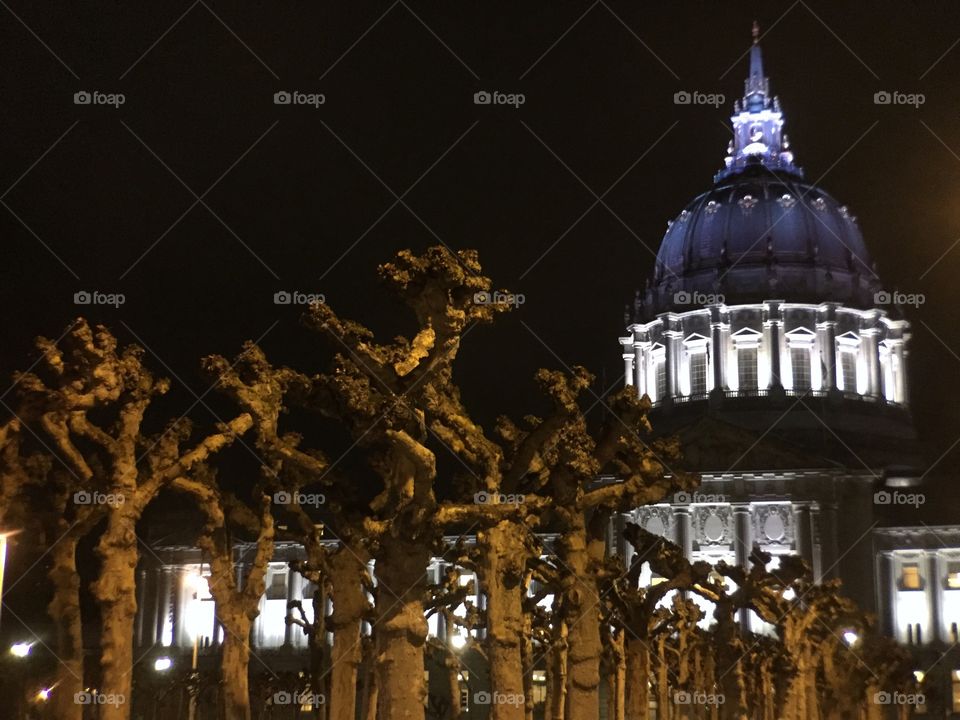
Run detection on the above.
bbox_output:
[549,618,568,720]
[219,611,253,720]
[309,579,330,720]
[520,599,535,720]
[375,535,430,720]
[561,514,603,720]
[92,508,140,720]
[613,629,626,720]
[329,545,369,720]
[656,635,669,720]
[478,520,527,720]
[625,636,649,720]
[443,642,462,720]
[48,532,84,720]
[359,637,379,720]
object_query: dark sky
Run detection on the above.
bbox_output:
[3,1,960,496]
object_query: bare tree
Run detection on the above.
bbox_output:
[12,319,252,720]
[171,468,275,720]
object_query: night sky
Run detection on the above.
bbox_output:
[3,2,960,517]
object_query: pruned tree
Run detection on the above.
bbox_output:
[171,466,275,720]
[11,318,252,720]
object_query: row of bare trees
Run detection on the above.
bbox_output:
[0,245,913,720]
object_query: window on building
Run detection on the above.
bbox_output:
[265,570,287,600]
[790,347,811,390]
[738,347,758,391]
[839,349,857,393]
[947,561,960,589]
[900,564,923,590]
[689,351,708,395]
[654,358,667,401]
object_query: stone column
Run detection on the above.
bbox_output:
[792,505,814,567]
[818,305,838,393]
[765,301,784,391]
[138,565,162,648]
[899,344,910,405]
[711,318,724,390]
[673,506,693,560]
[927,552,941,644]
[635,342,648,397]
[136,567,147,648]
[171,569,184,648]
[284,569,301,648]
[664,324,681,403]
[862,325,881,399]
[733,505,753,631]
[819,503,840,581]
[622,352,635,386]
[156,567,172,646]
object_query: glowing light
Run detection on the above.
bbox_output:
[10,642,32,658]
[842,630,859,646]
[185,572,209,594]
[450,634,467,649]
[914,670,925,683]
[154,656,173,672]
[37,688,51,701]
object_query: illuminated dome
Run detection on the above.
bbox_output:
[619,24,914,466]
[647,170,879,314]
[637,24,880,319]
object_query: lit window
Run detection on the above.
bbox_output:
[946,562,960,589]
[900,564,923,590]
[790,347,811,390]
[839,350,857,393]
[655,359,667,401]
[738,347,758,391]
[266,570,287,600]
[689,351,708,395]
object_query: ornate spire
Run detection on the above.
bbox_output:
[716,23,803,182]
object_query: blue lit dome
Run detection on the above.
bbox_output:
[638,28,881,319]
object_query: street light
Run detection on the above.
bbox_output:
[10,642,32,658]
[154,656,173,672]
[842,630,859,646]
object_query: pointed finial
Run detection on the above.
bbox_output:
[752,21,760,44]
